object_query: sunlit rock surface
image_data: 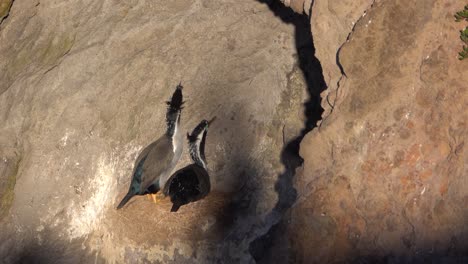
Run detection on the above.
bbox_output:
[293,0,468,263]
[1,0,467,263]
[0,0,308,263]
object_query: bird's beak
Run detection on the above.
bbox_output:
[207,116,217,126]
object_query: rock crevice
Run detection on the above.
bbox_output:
[0,0,317,262]
[292,0,468,262]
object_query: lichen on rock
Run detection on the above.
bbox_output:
[0,0,13,24]
[0,151,19,220]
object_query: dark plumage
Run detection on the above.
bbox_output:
[163,118,214,212]
[165,164,210,212]
[116,83,184,209]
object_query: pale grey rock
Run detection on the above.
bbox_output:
[0,0,307,263]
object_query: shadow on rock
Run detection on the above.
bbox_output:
[352,254,468,264]
[10,229,101,264]
[250,0,326,262]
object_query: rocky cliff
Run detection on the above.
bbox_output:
[0,0,309,263]
[0,0,467,263]
[289,0,468,263]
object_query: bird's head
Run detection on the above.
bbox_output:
[187,117,216,143]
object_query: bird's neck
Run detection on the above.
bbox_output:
[165,111,180,139]
[189,140,206,169]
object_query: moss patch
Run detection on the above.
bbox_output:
[0,155,20,220]
[9,33,76,74]
[40,34,76,66]
[458,27,468,60]
[455,5,468,60]
[454,5,468,22]
[2,32,76,95]
[0,0,13,22]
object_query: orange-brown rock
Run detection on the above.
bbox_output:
[292,0,468,262]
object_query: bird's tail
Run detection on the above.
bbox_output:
[116,193,134,210]
[166,82,184,111]
[170,202,182,212]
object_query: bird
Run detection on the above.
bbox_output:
[162,117,215,212]
[116,83,184,209]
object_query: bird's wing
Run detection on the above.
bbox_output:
[163,165,196,195]
[162,167,181,195]
[132,141,157,174]
[163,164,210,200]
[127,141,158,193]
[192,165,211,197]
[140,136,174,191]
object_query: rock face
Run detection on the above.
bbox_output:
[292,0,468,263]
[0,0,13,23]
[1,0,467,263]
[0,0,309,263]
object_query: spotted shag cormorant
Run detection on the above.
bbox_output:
[116,83,184,209]
[162,118,215,212]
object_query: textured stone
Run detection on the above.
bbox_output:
[0,0,12,23]
[310,0,374,127]
[2,0,467,262]
[293,0,468,262]
[0,0,307,263]
[280,0,311,15]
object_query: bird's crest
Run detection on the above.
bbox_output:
[166,82,184,111]
[187,120,209,142]
[187,117,215,142]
